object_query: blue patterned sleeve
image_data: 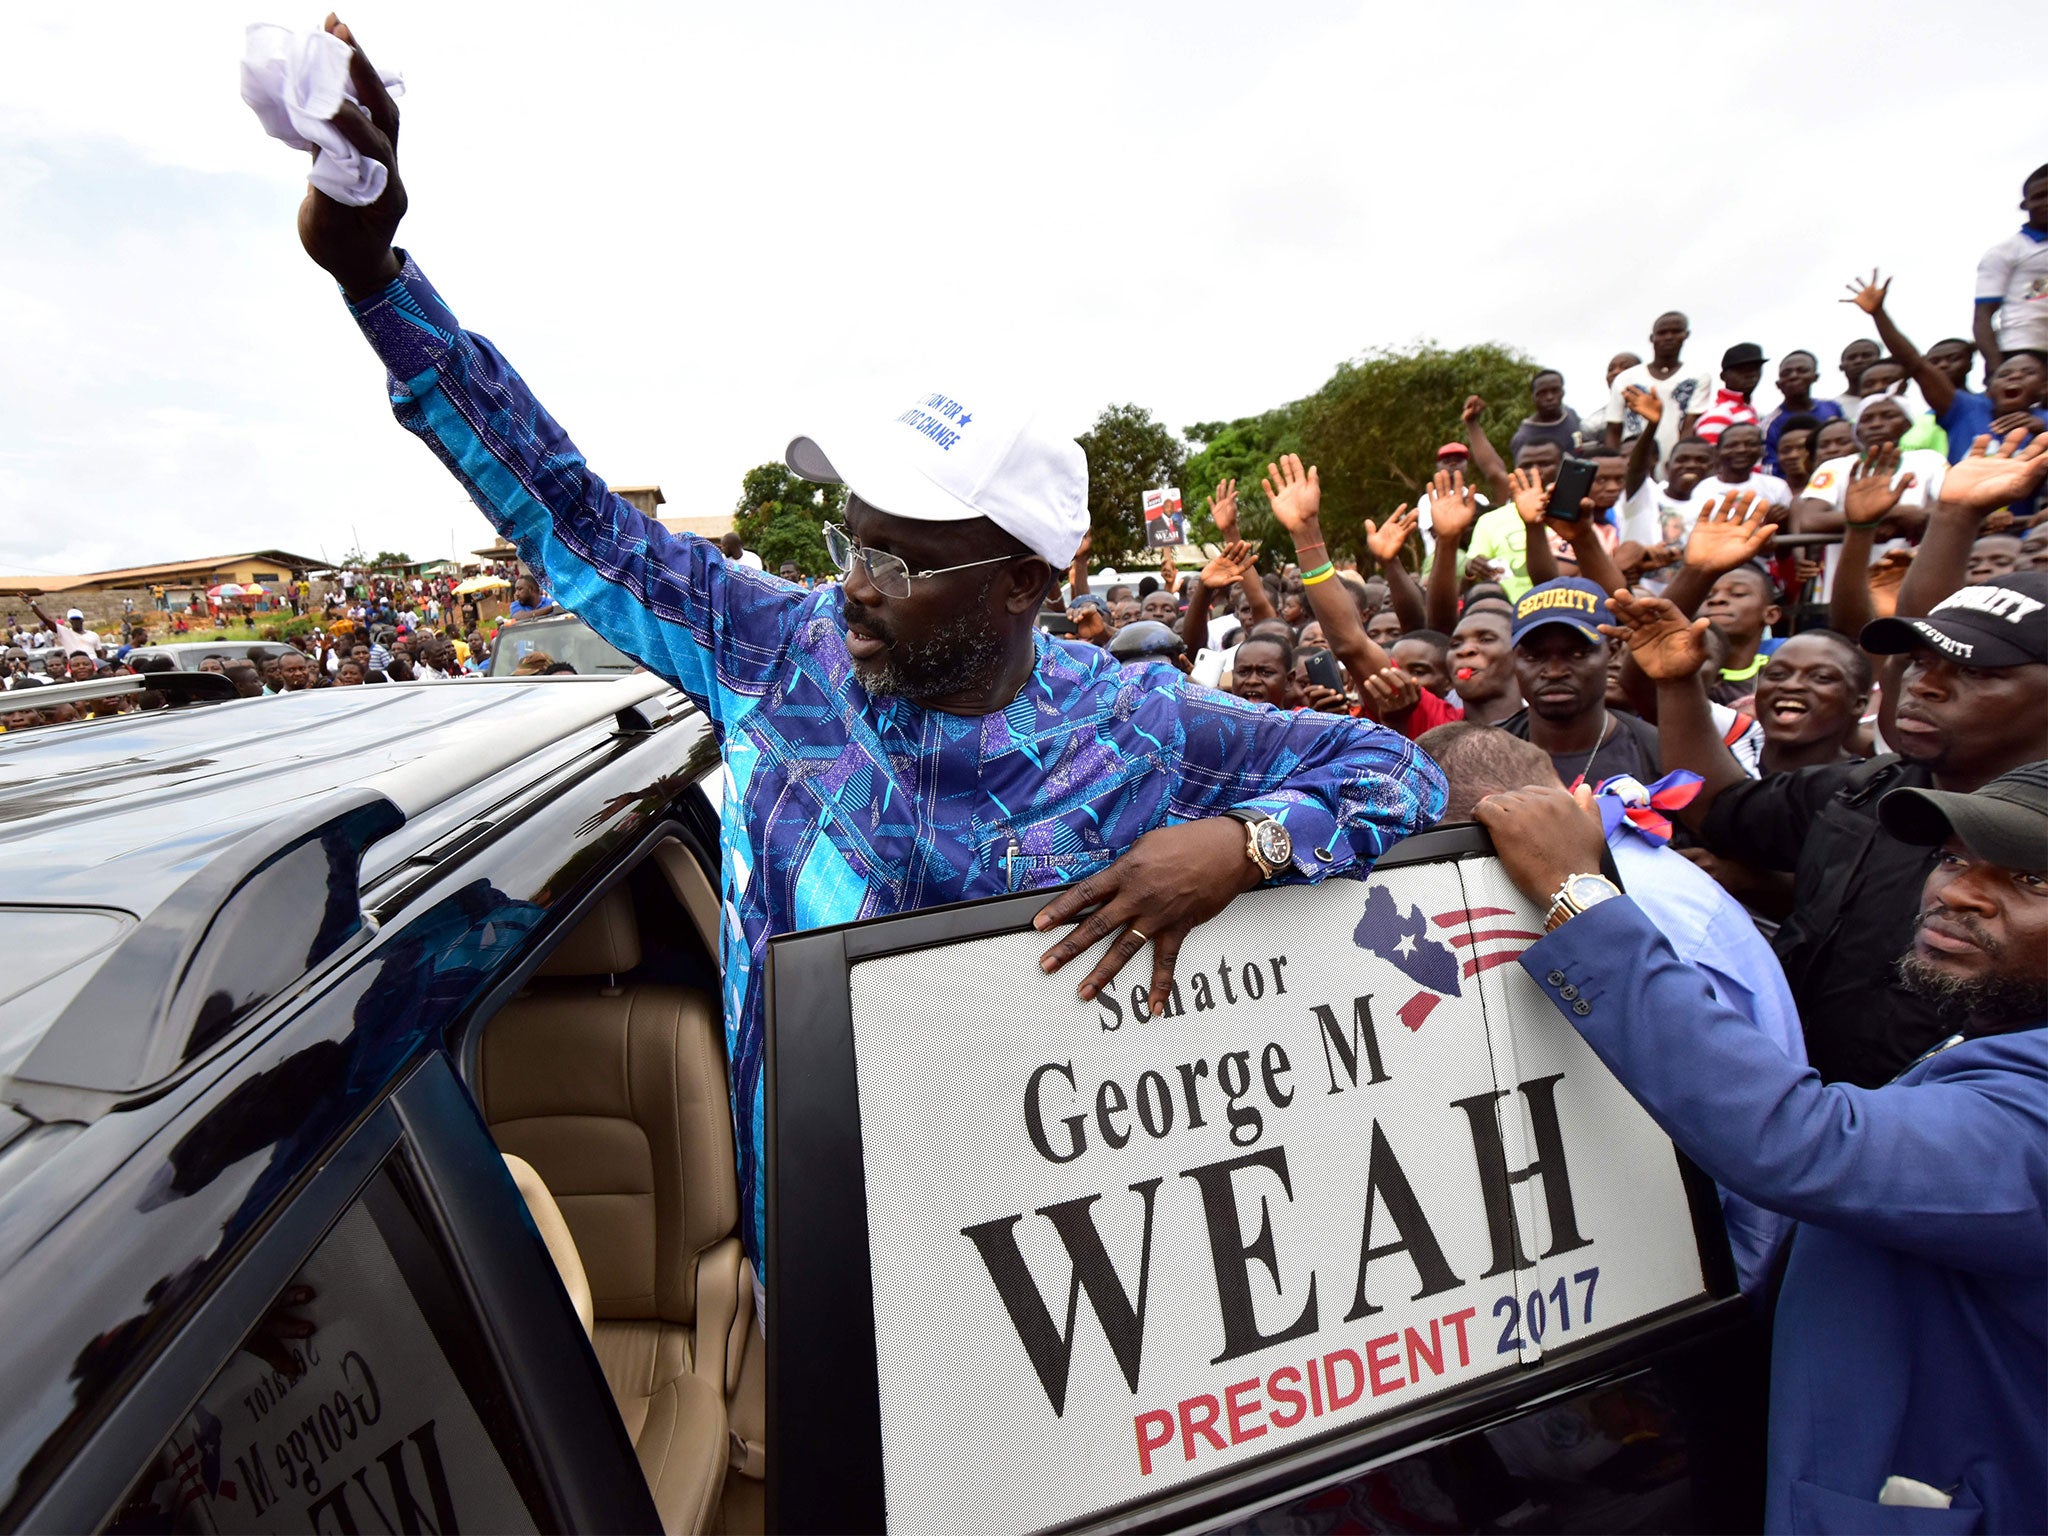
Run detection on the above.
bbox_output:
[1163,681,1446,879]
[346,254,802,719]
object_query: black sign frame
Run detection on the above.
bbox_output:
[764,824,1743,1535]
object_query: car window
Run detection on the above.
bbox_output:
[488,619,634,677]
[0,905,138,1081]
[102,1157,544,1535]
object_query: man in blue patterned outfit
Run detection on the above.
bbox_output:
[295,21,1445,1295]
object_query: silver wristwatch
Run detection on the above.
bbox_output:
[1544,872,1620,932]
[1224,809,1293,880]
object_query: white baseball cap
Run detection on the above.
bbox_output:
[786,389,1089,569]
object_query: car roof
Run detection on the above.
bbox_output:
[0,675,681,1102]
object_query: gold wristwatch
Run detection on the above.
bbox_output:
[1544,872,1620,932]
[1224,809,1293,880]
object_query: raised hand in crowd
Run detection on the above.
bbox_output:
[296,19,406,299]
[1892,430,2048,625]
[1424,468,1481,634]
[1508,466,1551,525]
[1842,443,1915,530]
[1199,541,1256,590]
[1068,528,1094,596]
[1935,429,2048,512]
[1363,502,1428,632]
[1461,395,1486,427]
[1159,548,1178,591]
[1427,469,1478,544]
[1656,491,1776,620]
[1506,466,1563,586]
[1363,503,1419,570]
[1262,454,1321,538]
[1841,268,1890,315]
[1622,384,1662,425]
[1600,588,1749,833]
[1602,589,1712,682]
[1208,478,1240,543]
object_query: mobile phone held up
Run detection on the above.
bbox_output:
[1303,648,1344,692]
[1547,457,1597,523]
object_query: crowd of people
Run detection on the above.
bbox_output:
[0,562,579,731]
[36,21,2048,1522]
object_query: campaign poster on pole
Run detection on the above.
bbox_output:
[1142,488,1185,549]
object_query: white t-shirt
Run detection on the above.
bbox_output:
[1802,449,1948,600]
[1691,471,1793,512]
[1975,227,2048,354]
[1618,481,1713,547]
[50,622,100,658]
[1607,362,1718,454]
[1801,449,1949,513]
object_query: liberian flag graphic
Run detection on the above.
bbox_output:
[1352,884,1539,1032]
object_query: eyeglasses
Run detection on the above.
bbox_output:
[822,521,1016,600]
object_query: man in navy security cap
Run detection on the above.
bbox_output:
[287,17,1446,1301]
[1475,761,2048,1533]
[1500,577,1662,786]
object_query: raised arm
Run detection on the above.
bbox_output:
[1363,504,1427,634]
[1842,269,1956,418]
[1622,387,1663,495]
[1601,590,1749,828]
[1507,468,1562,588]
[1263,455,1392,692]
[1184,541,1255,657]
[1462,395,1512,505]
[1423,470,1480,634]
[1899,432,2048,617]
[297,20,802,718]
[1067,529,1092,598]
[1658,492,1774,617]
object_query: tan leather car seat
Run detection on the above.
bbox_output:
[479,886,741,1535]
[503,1153,594,1337]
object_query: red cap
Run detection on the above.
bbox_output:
[1436,443,1470,459]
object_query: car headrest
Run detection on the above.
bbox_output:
[539,886,642,977]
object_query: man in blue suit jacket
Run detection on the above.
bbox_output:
[1475,762,2048,1535]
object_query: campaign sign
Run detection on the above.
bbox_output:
[1142,487,1185,549]
[843,851,1709,1535]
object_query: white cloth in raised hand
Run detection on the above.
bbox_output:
[240,23,403,207]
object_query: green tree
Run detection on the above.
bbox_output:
[369,549,413,571]
[731,463,844,576]
[1076,403,1187,569]
[1181,404,1310,569]
[1292,342,1537,564]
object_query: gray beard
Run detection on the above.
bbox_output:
[1896,952,2048,1033]
[853,594,1007,704]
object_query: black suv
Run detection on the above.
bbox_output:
[0,677,1764,1535]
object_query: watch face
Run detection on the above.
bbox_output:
[1566,874,1615,907]
[1253,820,1293,869]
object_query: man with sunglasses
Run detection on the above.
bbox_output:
[291,18,1445,1300]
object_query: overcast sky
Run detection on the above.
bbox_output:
[5,1,2044,578]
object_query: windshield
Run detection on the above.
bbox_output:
[489,617,636,677]
[0,906,138,1083]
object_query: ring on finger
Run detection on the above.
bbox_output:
[1128,928,1149,945]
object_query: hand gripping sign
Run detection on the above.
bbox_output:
[768,832,1728,1536]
